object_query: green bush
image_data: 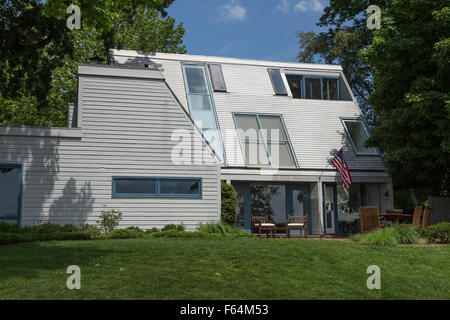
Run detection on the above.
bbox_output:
[393,225,420,244]
[197,222,244,235]
[145,227,160,234]
[97,209,123,234]
[126,226,143,232]
[161,222,185,232]
[361,228,400,247]
[358,225,420,246]
[0,232,91,245]
[31,223,64,234]
[221,181,238,225]
[107,229,144,239]
[79,224,102,237]
[423,222,450,243]
[147,229,218,238]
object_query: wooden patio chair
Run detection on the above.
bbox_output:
[286,216,308,238]
[421,207,432,227]
[251,216,276,238]
[359,206,386,233]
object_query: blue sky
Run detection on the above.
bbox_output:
[166,0,329,62]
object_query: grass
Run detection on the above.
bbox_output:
[0,237,448,300]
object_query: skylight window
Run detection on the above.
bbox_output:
[234,113,297,168]
[342,119,378,155]
[208,64,227,92]
[182,64,226,164]
[268,69,288,96]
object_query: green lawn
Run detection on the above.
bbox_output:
[0,237,448,299]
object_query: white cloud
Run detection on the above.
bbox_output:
[276,0,290,13]
[294,0,325,12]
[220,2,247,22]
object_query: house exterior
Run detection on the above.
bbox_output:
[0,64,221,230]
[0,50,393,235]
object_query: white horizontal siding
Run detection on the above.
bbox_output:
[0,72,221,230]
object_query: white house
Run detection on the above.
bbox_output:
[0,50,393,235]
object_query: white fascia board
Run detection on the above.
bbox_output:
[109,49,343,72]
[0,126,82,138]
[78,64,165,80]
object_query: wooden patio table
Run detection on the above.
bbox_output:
[379,213,412,225]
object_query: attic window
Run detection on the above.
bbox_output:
[286,75,302,99]
[268,69,287,96]
[208,64,227,92]
[342,119,378,155]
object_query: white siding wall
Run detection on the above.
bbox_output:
[0,70,221,230]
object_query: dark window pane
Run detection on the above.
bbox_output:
[323,78,338,100]
[184,65,209,94]
[268,69,287,95]
[0,167,20,219]
[115,178,156,194]
[344,120,377,154]
[305,78,321,99]
[160,179,200,195]
[208,64,227,92]
[286,75,302,99]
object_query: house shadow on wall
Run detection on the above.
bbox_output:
[49,178,94,226]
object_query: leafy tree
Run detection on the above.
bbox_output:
[221,181,238,225]
[296,1,379,123]
[0,0,183,127]
[362,1,450,196]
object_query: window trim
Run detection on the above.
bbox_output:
[340,118,380,156]
[112,177,202,198]
[0,163,23,225]
[232,113,299,168]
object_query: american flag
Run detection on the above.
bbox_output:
[331,148,352,191]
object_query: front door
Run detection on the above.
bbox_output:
[323,183,337,234]
[286,185,311,235]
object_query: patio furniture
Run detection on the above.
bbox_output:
[379,212,412,225]
[386,209,403,214]
[286,215,308,238]
[359,206,386,233]
[421,207,432,227]
[251,216,276,238]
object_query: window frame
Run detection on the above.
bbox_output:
[0,163,23,225]
[232,113,299,168]
[341,118,380,156]
[112,177,202,198]
[181,63,228,165]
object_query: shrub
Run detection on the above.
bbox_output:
[60,224,80,233]
[221,181,237,225]
[0,232,90,245]
[145,227,160,234]
[361,228,400,247]
[359,225,420,246]
[393,225,420,244]
[80,224,102,238]
[96,209,122,234]
[161,223,185,232]
[31,223,64,234]
[107,229,144,239]
[197,222,243,235]
[126,226,143,232]
[423,222,450,243]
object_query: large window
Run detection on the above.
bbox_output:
[113,177,201,198]
[0,165,22,224]
[182,64,226,163]
[285,74,340,100]
[233,113,297,168]
[342,119,378,155]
